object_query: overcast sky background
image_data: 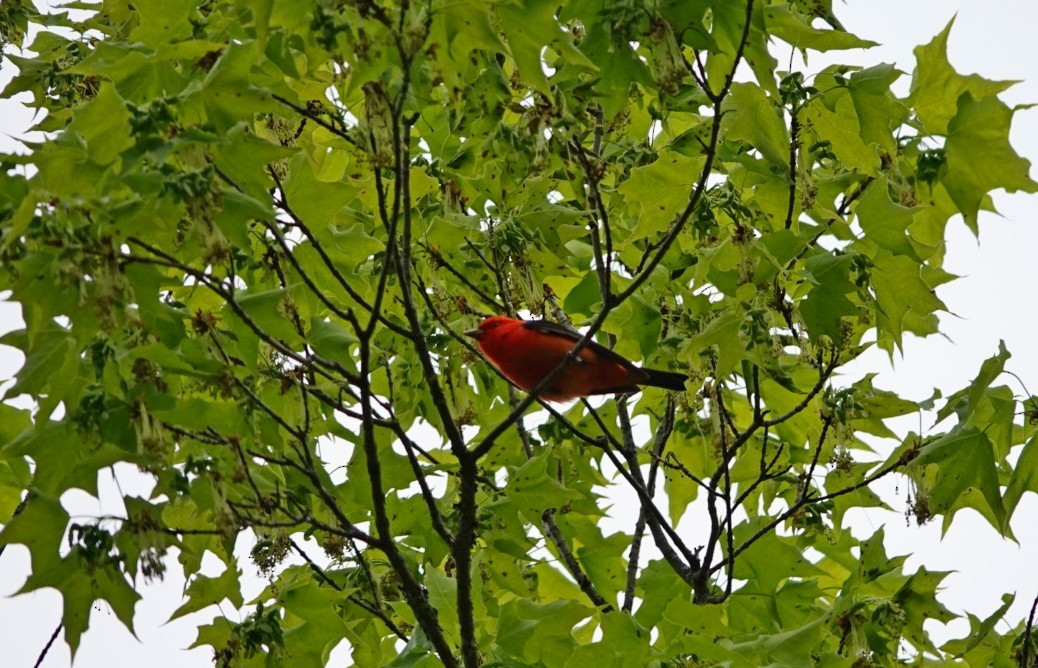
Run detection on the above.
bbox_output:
[2,1,1037,666]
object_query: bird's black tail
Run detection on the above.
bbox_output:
[641,368,688,392]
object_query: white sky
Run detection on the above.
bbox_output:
[2,1,1038,666]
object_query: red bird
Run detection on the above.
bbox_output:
[465,316,687,402]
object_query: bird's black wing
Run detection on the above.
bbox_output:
[521,319,644,375]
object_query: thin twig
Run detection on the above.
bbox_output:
[289,539,410,642]
[418,242,507,313]
[271,93,358,146]
[622,399,676,612]
[122,240,359,384]
[713,456,905,574]
[33,623,63,668]
[784,112,800,230]
[610,401,702,578]
[266,169,414,339]
[1021,591,1038,668]
[542,508,613,610]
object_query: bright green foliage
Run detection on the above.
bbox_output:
[1,1,1036,667]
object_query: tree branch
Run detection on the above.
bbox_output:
[289,539,410,642]
[622,398,676,612]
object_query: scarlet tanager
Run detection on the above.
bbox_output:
[465,316,687,402]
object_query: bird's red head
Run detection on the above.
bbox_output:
[465,315,517,341]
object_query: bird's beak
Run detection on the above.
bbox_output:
[464,328,482,340]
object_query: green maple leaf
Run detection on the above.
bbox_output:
[895,567,956,654]
[871,248,945,350]
[856,176,922,257]
[799,252,857,341]
[495,598,590,665]
[848,64,910,157]
[618,150,706,242]
[909,18,1016,135]
[943,93,1038,233]
[721,83,789,169]
[764,5,877,52]
[1005,433,1038,520]
[496,0,596,94]
[912,427,1006,532]
[1,494,140,656]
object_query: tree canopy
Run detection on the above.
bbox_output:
[1,0,1037,666]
